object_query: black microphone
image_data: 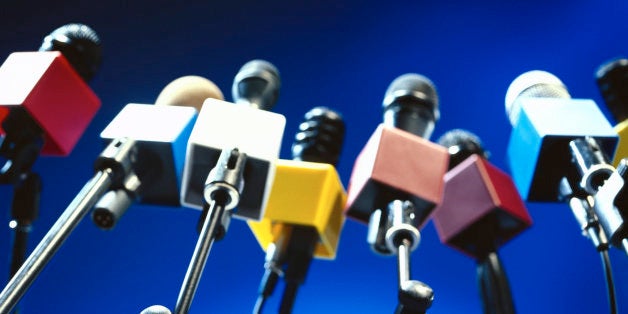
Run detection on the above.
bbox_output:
[248,106,346,313]
[39,23,102,82]
[232,59,280,110]
[596,58,628,166]
[382,73,439,139]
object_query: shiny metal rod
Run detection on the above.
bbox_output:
[0,169,113,314]
[397,238,411,286]
[174,198,226,314]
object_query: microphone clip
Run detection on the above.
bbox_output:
[204,147,247,211]
[367,200,420,255]
[197,148,247,239]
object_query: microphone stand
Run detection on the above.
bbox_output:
[368,200,433,314]
[8,172,41,282]
[4,172,41,314]
[0,109,46,314]
[567,137,628,255]
[476,252,516,314]
[174,148,246,314]
[0,138,138,314]
[277,226,318,314]
[559,137,625,314]
[466,214,516,314]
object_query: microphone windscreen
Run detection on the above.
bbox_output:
[437,129,488,170]
[155,75,224,112]
[504,70,570,126]
[382,73,439,139]
[596,58,628,123]
[232,59,280,110]
[140,305,172,314]
[39,23,102,82]
[292,106,345,166]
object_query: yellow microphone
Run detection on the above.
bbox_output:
[248,107,346,313]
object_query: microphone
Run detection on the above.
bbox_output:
[432,129,532,259]
[596,58,628,166]
[504,70,617,202]
[140,305,172,314]
[345,73,448,226]
[344,73,448,313]
[155,75,224,112]
[232,59,280,110]
[505,71,628,249]
[0,24,102,314]
[247,106,346,313]
[93,76,223,229]
[180,59,285,221]
[39,23,102,82]
[0,76,208,313]
[505,71,628,313]
[431,129,532,314]
[174,60,285,314]
[0,23,101,171]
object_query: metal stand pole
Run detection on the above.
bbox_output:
[174,197,227,314]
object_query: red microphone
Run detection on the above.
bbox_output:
[431,129,532,259]
[430,129,532,314]
[0,23,101,180]
[0,23,102,314]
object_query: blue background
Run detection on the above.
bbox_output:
[1,1,627,313]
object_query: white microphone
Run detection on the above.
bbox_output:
[180,60,286,221]
[93,75,222,229]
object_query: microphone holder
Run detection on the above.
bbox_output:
[8,172,42,278]
[567,137,628,255]
[559,177,620,314]
[174,148,246,314]
[0,137,138,313]
[368,200,433,313]
[0,109,44,310]
[559,178,609,251]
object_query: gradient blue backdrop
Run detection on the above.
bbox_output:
[0,1,627,313]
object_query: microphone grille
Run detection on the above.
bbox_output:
[140,305,172,314]
[232,59,280,110]
[437,129,488,169]
[154,75,224,112]
[39,23,102,82]
[596,58,628,123]
[291,106,346,166]
[505,70,570,126]
[383,73,439,120]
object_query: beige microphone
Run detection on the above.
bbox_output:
[155,75,224,111]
